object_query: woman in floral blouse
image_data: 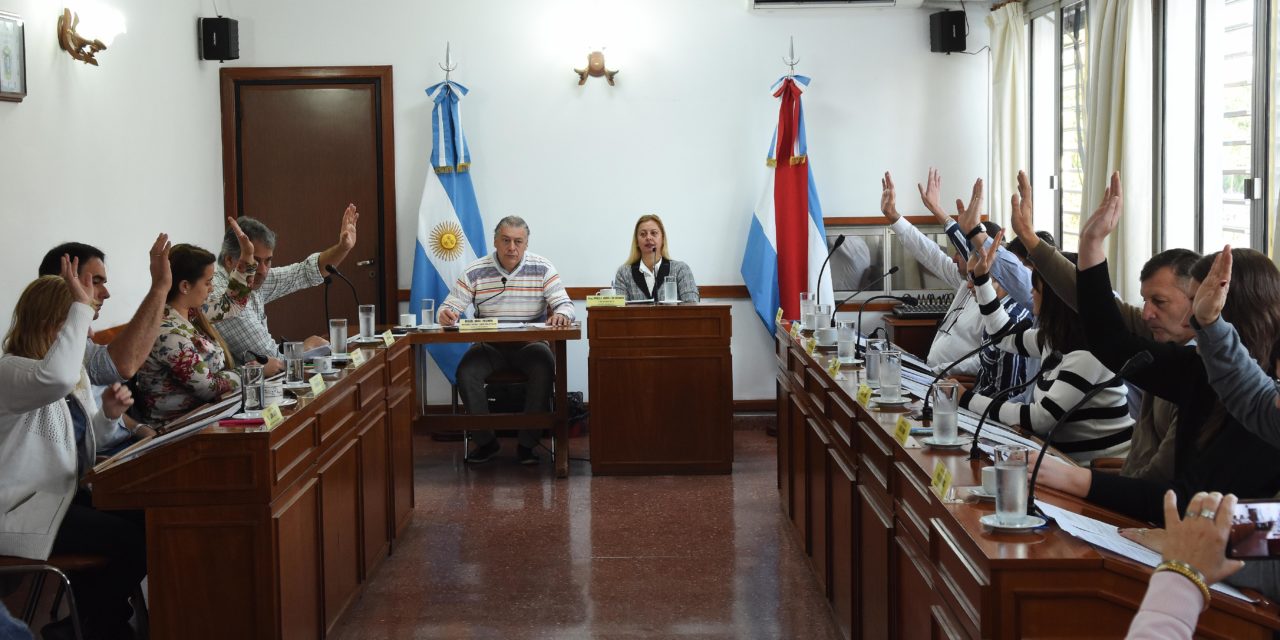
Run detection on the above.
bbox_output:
[134,219,256,423]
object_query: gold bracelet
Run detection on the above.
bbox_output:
[1156,560,1211,611]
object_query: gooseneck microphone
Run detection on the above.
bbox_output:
[851,294,918,346]
[325,265,361,308]
[815,234,846,304]
[968,369,1047,460]
[919,319,1031,423]
[1025,351,1153,518]
[832,266,900,336]
[473,277,508,311]
[323,275,333,323]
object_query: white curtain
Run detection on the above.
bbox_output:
[1082,0,1153,302]
[986,3,1028,230]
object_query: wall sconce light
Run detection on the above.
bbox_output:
[57,8,107,65]
[575,50,618,86]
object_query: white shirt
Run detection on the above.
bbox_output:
[888,217,981,376]
[638,258,664,294]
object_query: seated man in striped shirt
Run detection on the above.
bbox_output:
[439,215,575,465]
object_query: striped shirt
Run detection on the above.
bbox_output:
[974,297,1030,397]
[440,252,575,322]
[960,273,1134,463]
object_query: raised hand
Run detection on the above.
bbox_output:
[880,172,901,223]
[917,167,947,223]
[1192,246,1232,326]
[338,204,359,251]
[60,255,94,307]
[227,216,256,270]
[1010,171,1038,251]
[956,178,984,237]
[101,382,135,421]
[149,233,173,294]
[1162,490,1244,586]
[1078,171,1122,269]
[969,229,1004,278]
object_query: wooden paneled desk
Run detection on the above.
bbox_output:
[90,338,417,639]
[405,325,582,478]
[775,324,1280,639]
[586,304,733,475]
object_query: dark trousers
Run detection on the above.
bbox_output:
[50,491,146,639]
[457,341,554,449]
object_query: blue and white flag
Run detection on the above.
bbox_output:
[410,80,487,383]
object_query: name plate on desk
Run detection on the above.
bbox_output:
[262,404,284,430]
[382,329,395,346]
[309,374,326,396]
[459,318,499,332]
[586,294,626,308]
[349,349,366,367]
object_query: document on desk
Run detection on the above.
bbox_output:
[1035,501,1255,602]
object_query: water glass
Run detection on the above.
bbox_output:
[930,380,962,444]
[994,445,1029,525]
[358,304,376,338]
[812,304,832,330]
[660,276,678,304]
[865,338,887,386]
[420,298,436,326]
[878,350,902,402]
[283,341,306,384]
[837,321,857,364]
[242,361,265,412]
[799,291,816,330]
[329,319,348,354]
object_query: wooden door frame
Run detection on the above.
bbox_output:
[219,65,399,319]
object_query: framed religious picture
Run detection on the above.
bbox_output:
[0,11,25,102]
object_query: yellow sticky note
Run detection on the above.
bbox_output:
[827,357,841,377]
[775,307,784,325]
[894,415,912,445]
[309,373,326,396]
[931,461,954,499]
[262,404,284,430]
[349,348,366,367]
[789,322,800,338]
[857,384,873,406]
[382,330,395,346]
[805,337,817,355]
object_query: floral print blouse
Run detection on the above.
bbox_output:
[134,269,252,423]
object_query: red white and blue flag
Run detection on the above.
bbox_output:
[741,75,833,333]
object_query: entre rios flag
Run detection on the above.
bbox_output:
[741,75,833,334]
[409,80,486,382]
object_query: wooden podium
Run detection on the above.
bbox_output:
[90,338,416,640]
[587,303,733,475]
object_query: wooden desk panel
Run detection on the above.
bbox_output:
[774,323,1280,639]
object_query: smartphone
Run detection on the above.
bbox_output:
[1227,499,1280,559]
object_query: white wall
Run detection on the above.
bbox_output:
[0,0,989,403]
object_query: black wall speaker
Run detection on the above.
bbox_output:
[199,17,239,61]
[930,10,966,54]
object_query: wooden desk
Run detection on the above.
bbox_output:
[90,338,416,639]
[406,325,582,478]
[774,324,1280,639]
[881,315,940,361]
[586,303,733,475]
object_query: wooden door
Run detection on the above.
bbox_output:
[220,66,397,343]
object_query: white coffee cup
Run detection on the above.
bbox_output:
[313,355,333,374]
[981,466,997,494]
[815,327,837,347]
[264,380,284,406]
[399,313,416,327]
[597,288,616,296]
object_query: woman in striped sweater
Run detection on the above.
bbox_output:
[958,230,1134,463]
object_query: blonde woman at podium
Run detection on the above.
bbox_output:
[612,214,700,303]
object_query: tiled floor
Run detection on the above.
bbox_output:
[330,426,841,640]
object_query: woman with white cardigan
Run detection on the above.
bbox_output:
[0,256,148,640]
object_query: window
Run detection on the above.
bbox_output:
[1059,3,1088,252]
[1029,1,1088,254]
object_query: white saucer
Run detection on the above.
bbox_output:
[231,411,262,420]
[968,487,996,501]
[283,381,312,390]
[838,358,864,366]
[417,323,442,331]
[266,397,298,408]
[979,513,1047,533]
[347,336,381,344]
[871,397,911,406]
[921,437,966,450]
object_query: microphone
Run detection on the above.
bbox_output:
[831,266,900,335]
[649,245,661,303]
[323,275,333,326]
[851,294,918,351]
[1025,351,1153,517]
[816,234,846,304]
[968,368,1047,460]
[325,265,360,308]
[919,318,1032,423]
[473,277,508,312]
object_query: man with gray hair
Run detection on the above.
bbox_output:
[210,204,359,374]
[439,215,575,464]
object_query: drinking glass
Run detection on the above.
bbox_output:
[420,299,436,326]
[329,319,348,354]
[865,338,887,387]
[283,341,306,384]
[837,320,857,364]
[799,292,816,330]
[358,304,376,338]
[930,380,961,444]
[242,361,265,412]
[812,304,832,330]
[877,350,902,402]
[995,445,1029,525]
[660,276,678,304]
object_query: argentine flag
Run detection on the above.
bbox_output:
[410,80,486,383]
[741,75,833,334]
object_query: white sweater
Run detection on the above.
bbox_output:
[0,303,117,560]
